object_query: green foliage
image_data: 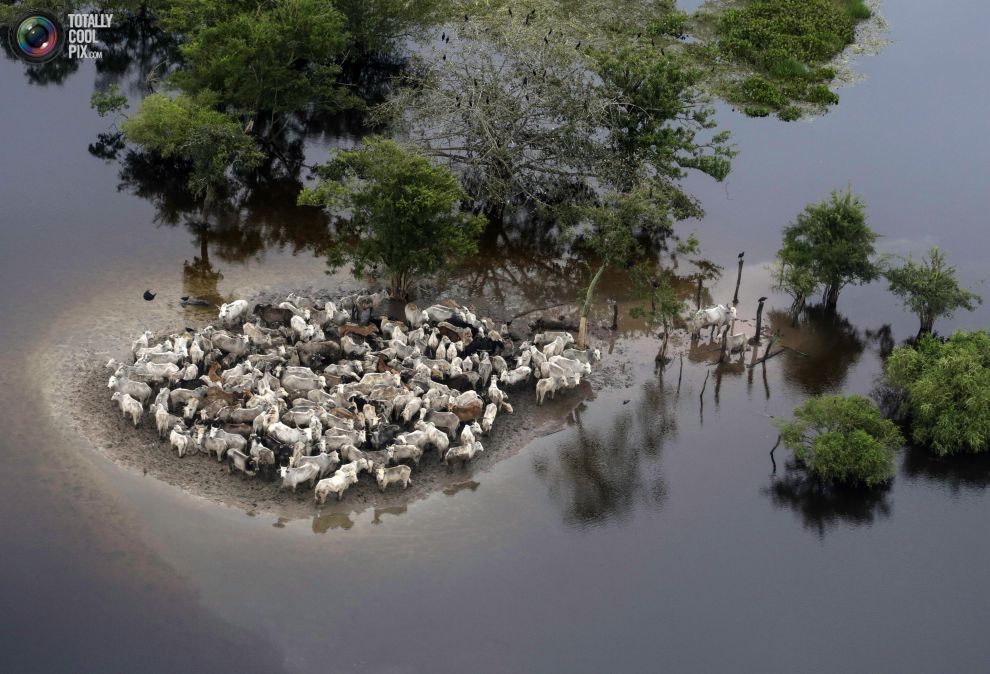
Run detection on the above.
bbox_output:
[379,13,732,225]
[649,10,690,38]
[886,332,990,457]
[90,84,129,118]
[333,0,452,54]
[595,46,734,191]
[165,0,357,120]
[707,0,872,118]
[740,76,785,107]
[777,105,802,121]
[774,188,879,310]
[299,138,485,298]
[775,395,903,487]
[769,257,819,313]
[121,93,263,196]
[884,247,982,336]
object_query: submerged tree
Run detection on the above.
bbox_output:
[121,93,264,197]
[299,137,485,299]
[774,188,879,311]
[886,331,990,457]
[163,0,358,130]
[775,395,903,488]
[884,247,981,337]
[376,12,732,223]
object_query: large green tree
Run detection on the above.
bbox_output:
[299,138,485,298]
[886,332,990,457]
[376,11,732,223]
[121,93,264,196]
[163,0,356,128]
[775,395,903,488]
[775,188,879,311]
[885,247,981,337]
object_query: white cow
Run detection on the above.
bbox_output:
[314,470,358,503]
[111,392,143,427]
[376,465,412,492]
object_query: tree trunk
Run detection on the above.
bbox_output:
[750,298,766,345]
[695,277,703,310]
[577,263,607,349]
[732,256,744,305]
[823,284,840,312]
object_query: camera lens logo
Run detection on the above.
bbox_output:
[9,10,64,64]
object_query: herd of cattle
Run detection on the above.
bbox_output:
[106,291,599,504]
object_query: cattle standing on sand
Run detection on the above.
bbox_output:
[106,290,598,506]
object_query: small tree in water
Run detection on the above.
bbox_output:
[884,247,981,337]
[299,137,485,299]
[775,395,903,488]
[774,188,879,311]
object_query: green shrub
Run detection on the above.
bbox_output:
[886,332,990,456]
[807,85,840,106]
[777,105,803,121]
[775,395,903,487]
[846,1,872,20]
[743,106,771,117]
[711,0,869,113]
[740,76,785,106]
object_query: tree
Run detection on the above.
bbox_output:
[332,0,451,55]
[769,257,819,316]
[571,187,687,348]
[775,395,903,488]
[886,331,990,457]
[884,247,981,337]
[775,188,879,311]
[121,93,264,196]
[375,13,732,223]
[163,0,357,129]
[298,138,485,298]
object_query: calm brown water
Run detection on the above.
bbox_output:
[2,1,990,672]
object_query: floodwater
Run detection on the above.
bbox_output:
[2,1,990,671]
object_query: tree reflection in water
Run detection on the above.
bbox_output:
[534,378,673,527]
[901,446,990,494]
[764,462,892,538]
[768,305,866,395]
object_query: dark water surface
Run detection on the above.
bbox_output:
[2,1,990,672]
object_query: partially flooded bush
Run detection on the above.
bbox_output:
[711,0,872,117]
[886,332,990,457]
[775,395,903,487]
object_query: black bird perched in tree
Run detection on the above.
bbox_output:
[523,76,527,85]
[543,35,548,44]
[143,290,156,301]
[757,296,768,303]
[661,47,666,56]
[441,32,445,40]
[464,14,468,21]
[636,32,641,39]
[508,7,512,16]
[575,41,581,50]
[738,252,745,258]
